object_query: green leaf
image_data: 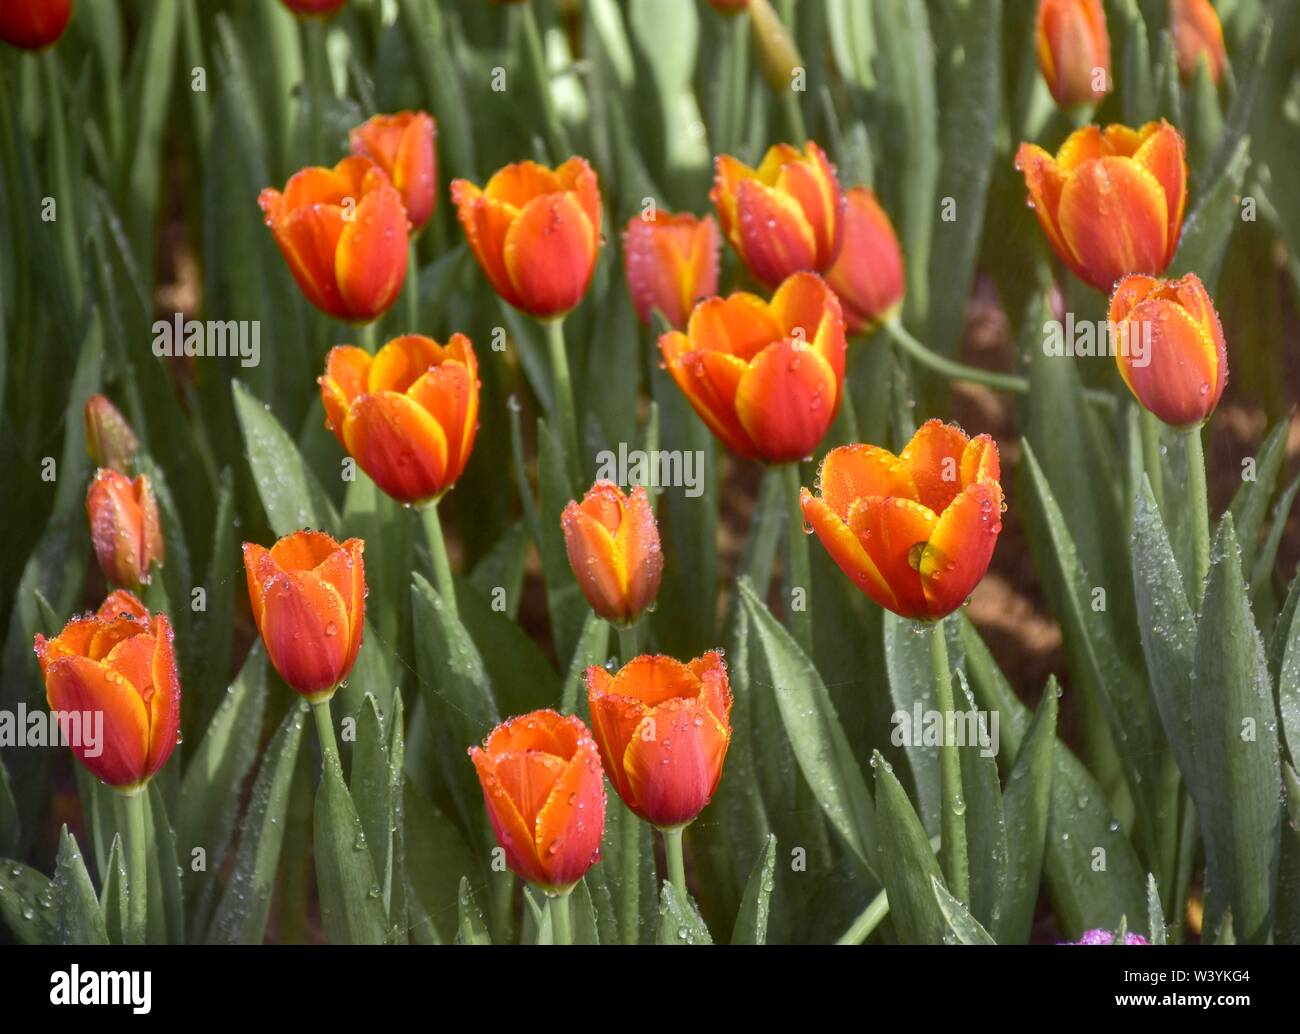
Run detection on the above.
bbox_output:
[403,777,479,945]
[954,672,1007,934]
[1226,419,1288,572]
[51,826,108,945]
[100,835,127,945]
[731,834,777,945]
[872,751,944,944]
[350,694,396,923]
[146,785,184,945]
[1147,873,1167,945]
[932,875,997,945]
[454,574,560,719]
[1168,134,1250,291]
[0,759,17,857]
[573,879,601,946]
[560,612,610,718]
[1277,584,1300,766]
[315,743,389,945]
[456,877,492,945]
[1276,763,1300,944]
[0,859,57,944]
[656,881,712,945]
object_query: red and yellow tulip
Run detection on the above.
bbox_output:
[451,157,602,319]
[586,653,732,829]
[711,141,844,287]
[469,710,606,891]
[350,111,438,234]
[801,421,1003,620]
[825,186,905,333]
[1016,120,1187,293]
[1171,0,1227,84]
[259,156,409,323]
[561,482,663,625]
[659,271,846,464]
[622,210,720,330]
[1109,271,1227,428]
[86,469,164,592]
[0,0,72,50]
[1035,0,1111,107]
[319,333,479,506]
[33,591,181,792]
[242,531,365,701]
[279,0,347,16]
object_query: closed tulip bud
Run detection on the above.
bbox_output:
[825,186,905,333]
[84,394,138,474]
[561,482,663,625]
[259,156,408,323]
[349,111,438,234]
[1171,0,1227,85]
[86,469,163,592]
[586,653,732,829]
[748,0,803,92]
[659,271,846,463]
[712,141,844,287]
[319,333,479,505]
[279,0,347,16]
[451,157,602,319]
[1016,120,1187,293]
[801,420,1003,620]
[1035,0,1111,107]
[0,0,72,50]
[242,531,365,701]
[34,591,181,792]
[469,710,606,891]
[1109,272,1227,428]
[622,210,720,330]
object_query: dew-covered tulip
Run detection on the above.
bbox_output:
[84,394,138,475]
[279,0,347,15]
[1035,0,1111,107]
[349,111,438,234]
[622,210,720,330]
[0,0,73,50]
[561,482,663,625]
[1171,0,1227,85]
[86,469,163,592]
[825,186,905,333]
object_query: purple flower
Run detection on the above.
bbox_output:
[1068,928,1150,945]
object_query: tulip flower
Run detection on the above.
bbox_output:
[1070,929,1150,945]
[259,156,408,323]
[708,0,749,11]
[86,469,164,592]
[622,210,720,330]
[1171,0,1227,85]
[711,141,844,287]
[801,420,1004,620]
[242,531,365,701]
[33,591,180,791]
[586,652,732,829]
[659,271,847,464]
[1109,272,1227,428]
[561,482,663,625]
[0,0,72,50]
[279,0,347,15]
[319,333,480,506]
[469,710,606,891]
[349,111,438,234]
[450,157,602,319]
[84,394,138,474]
[1035,0,1111,108]
[825,186,905,333]
[1016,120,1187,293]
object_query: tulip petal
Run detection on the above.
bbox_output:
[614,487,663,619]
[734,339,838,463]
[342,391,449,504]
[800,490,900,612]
[532,745,605,887]
[470,748,548,886]
[451,183,521,309]
[320,346,372,444]
[554,157,602,237]
[1122,295,1224,426]
[270,529,345,572]
[44,654,150,787]
[502,192,598,318]
[901,420,973,513]
[622,697,729,828]
[660,337,756,457]
[1057,156,1169,291]
[368,335,444,394]
[270,201,350,319]
[846,496,938,619]
[774,142,842,267]
[921,480,1004,616]
[561,501,628,621]
[686,293,782,361]
[959,433,1001,489]
[816,444,918,520]
[259,570,352,695]
[734,179,818,285]
[587,685,649,807]
[1132,122,1187,266]
[406,346,478,484]
[336,184,409,321]
[145,616,181,777]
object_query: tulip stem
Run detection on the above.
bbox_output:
[548,890,573,946]
[929,618,970,906]
[303,18,330,163]
[835,886,890,945]
[614,623,642,945]
[1185,425,1211,599]
[421,502,458,617]
[782,462,814,656]
[1141,410,1166,513]
[617,622,640,666]
[405,238,420,331]
[311,698,341,777]
[883,318,1030,395]
[661,827,689,905]
[118,789,148,946]
[543,317,584,490]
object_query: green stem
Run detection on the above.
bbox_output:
[1172,800,1199,944]
[616,622,640,666]
[303,18,330,162]
[782,462,813,655]
[1185,425,1211,599]
[930,619,970,905]
[835,886,890,945]
[516,1,569,160]
[884,318,1030,395]
[405,238,420,331]
[543,317,583,490]
[421,501,458,617]
[119,790,148,945]
[41,53,80,307]
[781,88,806,140]
[613,622,642,943]
[661,827,689,904]
[721,13,749,153]
[311,697,340,776]
[359,320,378,354]
[549,890,573,945]
[1141,409,1166,513]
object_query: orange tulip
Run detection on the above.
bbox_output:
[242,531,365,700]
[1016,120,1187,293]
[33,591,181,791]
[1171,0,1227,84]
[706,0,749,11]
[711,141,844,287]
[319,333,479,505]
[622,210,720,330]
[1035,0,1111,107]
[585,653,732,829]
[84,394,138,474]
[825,186,905,333]
[0,0,72,49]
[1109,272,1227,427]
[451,157,602,319]
[659,271,847,464]
[561,482,663,625]
[469,710,606,891]
[350,111,438,234]
[259,156,408,323]
[279,0,347,15]
[86,469,164,592]
[801,420,1004,620]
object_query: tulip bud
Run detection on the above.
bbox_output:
[469,710,606,891]
[0,0,73,50]
[1171,0,1227,85]
[1035,0,1111,107]
[243,531,365,701]
[622,210,720,330]
[1016,120,1187,293]
[34,591,181,791]
[562,482,663,625]
[801,420,1003,620]
[86,469,164,592]
[586,653,732,829]
[84,394,139,474]
[825,186,905,333]
[319,334,480,506]
[1109,272,1227,428]
[279,0,347,16]
[349,111,438,234]
[1071,929,1150,945]
[659,271,846,463]
[748,0,803,93]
